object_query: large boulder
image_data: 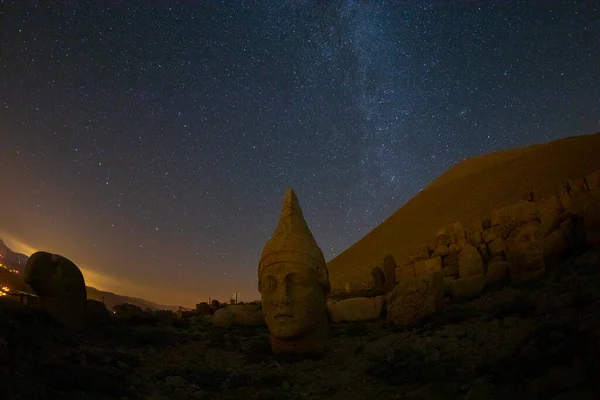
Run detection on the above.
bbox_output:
[458,244,484,278]
[386,271,444,327]
[327,296,385,323]
[24,251,87,329]
[212,305,264,328]
[24,251,86,300]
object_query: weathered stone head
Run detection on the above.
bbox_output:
[24,251,87,330]
[24,251,87,300]
[258,188,330,355]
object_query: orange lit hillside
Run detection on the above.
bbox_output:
[326,132,600,293]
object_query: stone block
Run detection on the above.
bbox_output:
[452,222,466,242]
[328,297,385,323]
[449,240,466,253]
[395,265,415,282]
[414,256,442,276]
[401,244,431,265]
[386,272,444,326]
[490,200,540,238]
[458,244,484,278]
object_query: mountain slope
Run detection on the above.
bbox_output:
[327,132,600,293]
[0,240,178,311]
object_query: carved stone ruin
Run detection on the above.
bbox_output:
[258,188,330,355]
[24,251,87,330]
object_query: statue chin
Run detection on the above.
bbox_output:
[267,317,314,340]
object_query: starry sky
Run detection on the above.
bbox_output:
[1,1,599,307]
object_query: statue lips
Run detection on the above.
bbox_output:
[273,312,294,321]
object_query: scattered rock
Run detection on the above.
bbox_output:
[328,296,385,323]
[387,271,444,326]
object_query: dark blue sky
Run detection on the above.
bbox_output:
[1,1,599,306]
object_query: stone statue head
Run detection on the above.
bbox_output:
[258,188,330,354]
[24,251,87,300]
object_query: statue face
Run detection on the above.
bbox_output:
[259,263,326,339]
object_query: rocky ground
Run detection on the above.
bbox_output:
[2,247,600,400]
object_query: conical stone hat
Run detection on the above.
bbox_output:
[258,188,330,292]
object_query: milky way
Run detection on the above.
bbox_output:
[1,1,599,306]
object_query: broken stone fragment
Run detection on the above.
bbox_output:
[395,264,415,282]
[327,296,385,323]
[414,256,442,276]
[458,244,484,278]
[449,274,486,299]
[24,251,87,330]
[386,271,444,327]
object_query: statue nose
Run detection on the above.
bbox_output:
[271,284,291,306]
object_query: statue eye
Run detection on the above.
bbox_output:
[287,272,309,287]
[261,276,277,294]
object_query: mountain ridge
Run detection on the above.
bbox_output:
[0,240,179,311]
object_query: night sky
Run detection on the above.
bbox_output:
[1,1,599,307]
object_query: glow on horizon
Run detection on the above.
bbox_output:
[0,230,197,306]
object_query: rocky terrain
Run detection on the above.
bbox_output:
[1,244,599,400]
[328,132,600,293]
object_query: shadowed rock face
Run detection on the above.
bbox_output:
[258,188,330,355]
[24,251,87,330]
[24,251,87,300]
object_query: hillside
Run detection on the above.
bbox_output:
[327,132,600,292]
[0,240,178,311]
